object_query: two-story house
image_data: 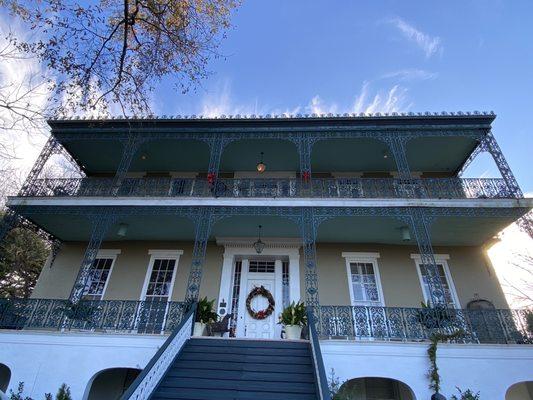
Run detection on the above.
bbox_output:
[0,112,532,400]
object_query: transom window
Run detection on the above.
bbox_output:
[145,259,176,298]
[83,258,114,300]
[248,260,275,273]
[342,252,384,306]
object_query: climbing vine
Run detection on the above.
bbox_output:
[427,329,465,394]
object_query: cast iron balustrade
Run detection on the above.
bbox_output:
[313,305,532,344]
[22,177,513,199]
[0,298,187,334]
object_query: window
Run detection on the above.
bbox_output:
[342,252,384,306]
[412,254,459,308]
[145,259,177,299]
[138,250,182,334]
[282,261,290,308]
[141,250,183,301]
[82,250,120,300]
[248,260,275,273]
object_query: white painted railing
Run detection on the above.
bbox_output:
[119,303,196,400]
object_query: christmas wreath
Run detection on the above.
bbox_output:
[245,285,275,320]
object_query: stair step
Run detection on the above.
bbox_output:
[150,338,319,400]
[165,368,316,383]
[158,377,316,393]
[172,359,314,374]
[179,351,312,365]
[188,338,309,349]
[185,343,311,357]
[151,387,318,400]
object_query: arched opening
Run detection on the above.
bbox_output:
[506,381,533,400]
[0,363,11,393]
[85,368,141,400]
[335,377,416,400]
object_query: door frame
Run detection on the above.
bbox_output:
[236,259,283,338]
[216,238,301,339]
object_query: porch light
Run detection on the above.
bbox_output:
[382,150,389,159]
[400,226,411,242]
[253,225,265,254]
[117,223,128,237]
[256,152,266,173]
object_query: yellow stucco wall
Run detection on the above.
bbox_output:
[32,241,508,309]
[306,243,508,308]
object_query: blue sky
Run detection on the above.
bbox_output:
[151,0,532,193]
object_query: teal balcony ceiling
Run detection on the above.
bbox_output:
[16,208,522,246]
[49,114,492,175]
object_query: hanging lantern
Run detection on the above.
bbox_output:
[253,225,265,254]
[256,152,266,173]
[400,226,411,242]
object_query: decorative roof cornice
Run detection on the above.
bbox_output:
[48,110,495,123]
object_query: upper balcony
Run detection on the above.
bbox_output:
[10,112,529,207]
[20,176,514,201]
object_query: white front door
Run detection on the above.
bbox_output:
[236,259,282,339]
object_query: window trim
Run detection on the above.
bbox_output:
[410,253,460,308]
[342,252,384,306]
[140,250,183,301]
[84,249,121,300]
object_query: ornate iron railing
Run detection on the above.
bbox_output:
[120,303,196,400]
[23,176,513,199]
[313,305,533,344]
[0,298,187,334]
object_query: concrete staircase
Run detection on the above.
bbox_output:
[150,338,319,400]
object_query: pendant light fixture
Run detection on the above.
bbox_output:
[256,152,266,173]
[400,226,411,242]
[253,225,265,254]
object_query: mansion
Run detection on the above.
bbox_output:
[0,112,532,399]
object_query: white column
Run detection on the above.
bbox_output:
[217,253,234,317]
[275,259,283,338]
[236,259,250,336]
[289,254,301,303]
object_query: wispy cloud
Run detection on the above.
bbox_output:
[381,69,438,82]
[196,80,412,119]
[200,79,263,117]
[388,17,442,58]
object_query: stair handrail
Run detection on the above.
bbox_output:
[307,306,331,400]
[119,302,197,400]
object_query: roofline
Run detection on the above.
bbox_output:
[47,111,496,131]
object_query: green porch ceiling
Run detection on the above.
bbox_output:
[60,136,478,175]
[21,211,517,246]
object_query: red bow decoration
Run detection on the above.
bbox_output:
[302,171,311,183]
[207,172,216,185]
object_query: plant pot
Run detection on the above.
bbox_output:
[193,322,206,336]
[285,325,302,340]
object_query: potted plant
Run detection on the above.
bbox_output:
[278,301,307,340]
[194,297,218,336]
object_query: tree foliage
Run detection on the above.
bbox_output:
[0,221,49,298]
[0,0,239,118]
